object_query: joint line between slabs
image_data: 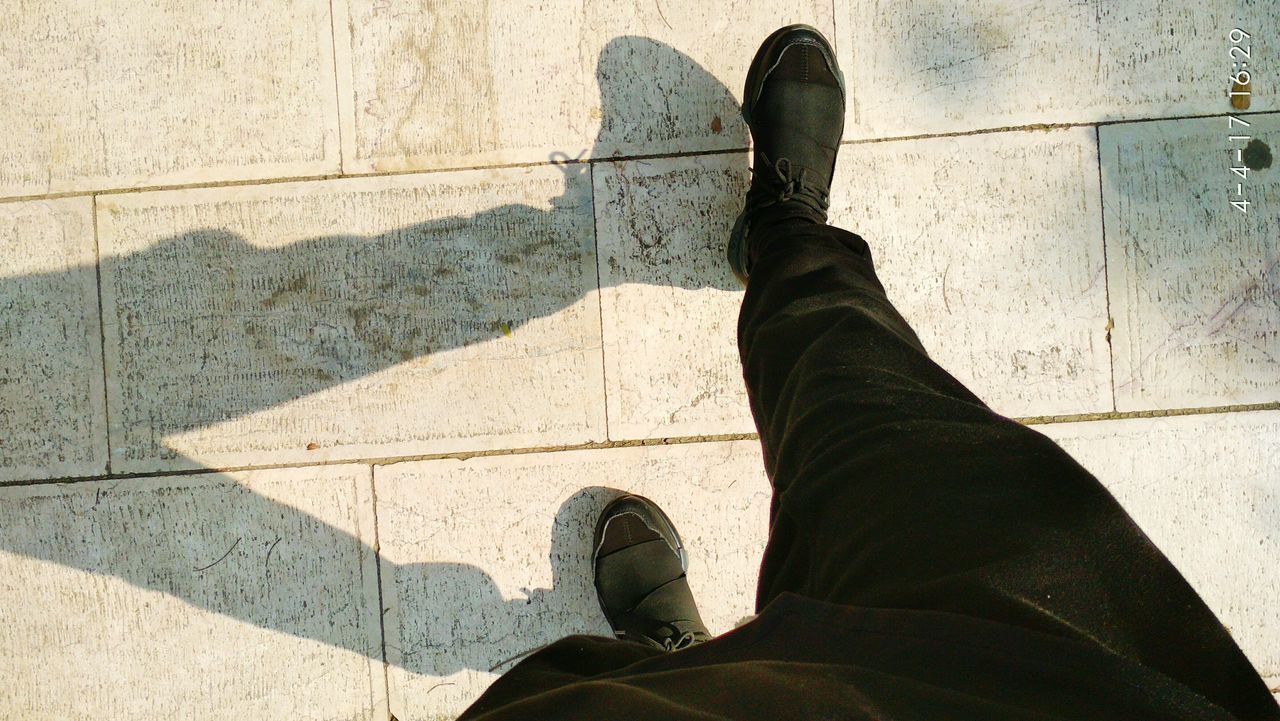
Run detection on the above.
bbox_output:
[90,194,113,475]
[5,109,1276,205]
[3,403,1278,489]
[327,0,346,175]
[1094,124,1118,413]
[364,464,393,715]
[587,162,614,442]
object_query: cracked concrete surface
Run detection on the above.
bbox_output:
[0,0,1277,717]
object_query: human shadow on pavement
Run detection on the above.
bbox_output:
[4,479,621,681]
[0,36,745,682]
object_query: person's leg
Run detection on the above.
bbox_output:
[731,25,1277,721]
[740,220,1278,718]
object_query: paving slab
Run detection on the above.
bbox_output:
[0,198,106,482]
[594,156,753,439]
[0,0,339,198]
[596,129,1111,435]
[0,465,385,719]
[830,128,1112,416]
[375,440,770,720]
[1101,114,1280,411]
[835,0,1276,140]
[1039,411,1280,688]
[96,167,604,473]
[332,0,832,173]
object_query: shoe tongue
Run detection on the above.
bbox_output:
[595,539,685,612]
[753,80,844,186]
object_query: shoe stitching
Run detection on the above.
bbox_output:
[598,510,679,559]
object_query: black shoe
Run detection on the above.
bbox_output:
[728,24,846,284]
[592,494,711,651]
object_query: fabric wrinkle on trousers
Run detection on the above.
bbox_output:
[741,219,1276,719]
[458,217,1280,721]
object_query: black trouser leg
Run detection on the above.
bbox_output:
[739,219,1277,720]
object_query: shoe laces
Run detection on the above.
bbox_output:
[622,618,711,652]
[661,626,711,651]
[747,153,831,216]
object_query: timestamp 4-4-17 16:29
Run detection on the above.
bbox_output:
[1227,28,1254,214]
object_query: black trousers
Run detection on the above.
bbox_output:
[460,220,1278,720]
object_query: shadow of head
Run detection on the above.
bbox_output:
[84,35,744,448]
[592,35,748,155]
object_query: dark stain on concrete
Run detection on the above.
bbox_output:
[1242,138,1272,170]
[261,274,311,309]
[348,305,374,325]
